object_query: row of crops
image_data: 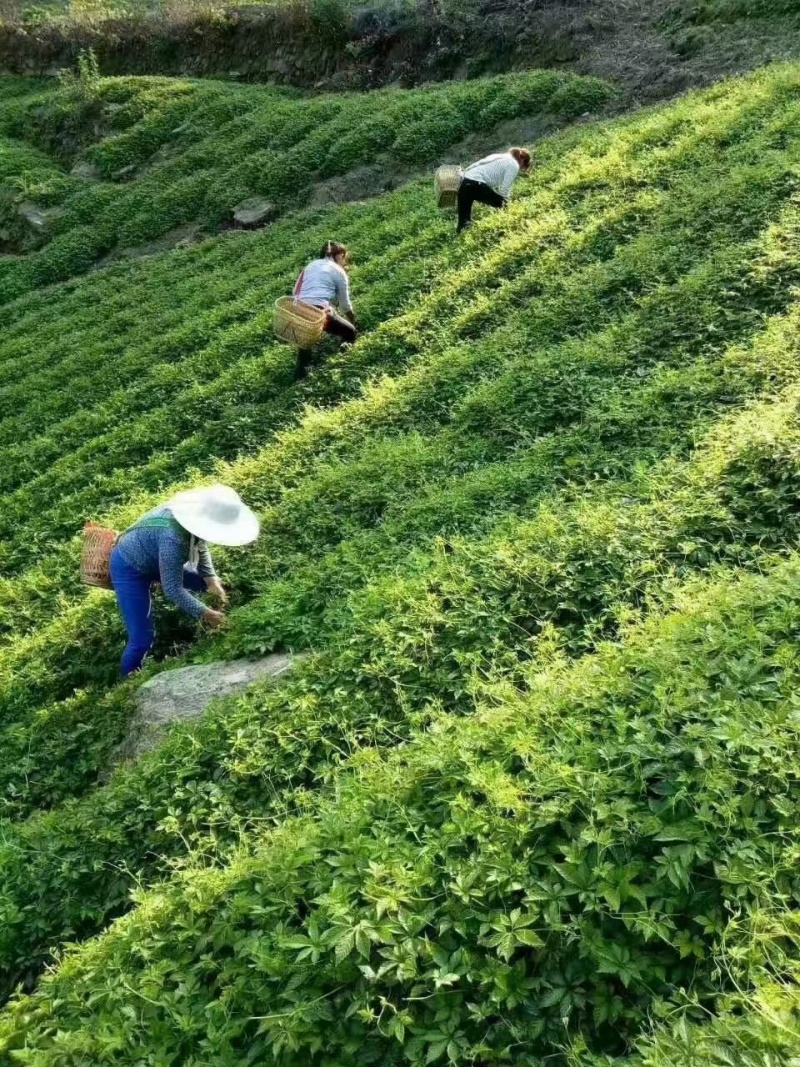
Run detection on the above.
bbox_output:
[0,70,612,300]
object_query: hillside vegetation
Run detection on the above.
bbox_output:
[662,0,800,71]
[0,70,611,296]
[1,58,800,1064]
[5,0,800,100]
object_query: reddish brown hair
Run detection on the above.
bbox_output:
[510,147,532,171]
[320,240,349,262]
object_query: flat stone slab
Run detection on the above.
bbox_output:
[121,654,296,760]
[70,161,100,180]
[17,201,65,230]
[232,196,277,226]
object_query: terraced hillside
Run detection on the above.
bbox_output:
[1,61,800,1064]
[0,70,611,299]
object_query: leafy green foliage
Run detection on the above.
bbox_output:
[4,557,800,1064]
[668,0,800,26]
[56,47,102,101]
[661,0,800,67]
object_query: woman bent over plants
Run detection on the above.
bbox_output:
[292,239,357,380]
[457,147,532,233]
[109,484,260,677]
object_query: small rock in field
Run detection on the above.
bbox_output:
[70,160,100,180]
[232,197,278,227]
[120,654,297,761]
[17,202,64,229]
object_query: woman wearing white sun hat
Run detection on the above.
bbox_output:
[109,484,260,677]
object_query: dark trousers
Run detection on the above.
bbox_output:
[457,178,506,232]
[295,309,357,380]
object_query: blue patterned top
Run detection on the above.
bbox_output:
[115,505,216,618]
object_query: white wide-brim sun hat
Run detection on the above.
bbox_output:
[169,483,260,546]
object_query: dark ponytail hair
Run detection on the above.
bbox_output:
[320,240,348,262]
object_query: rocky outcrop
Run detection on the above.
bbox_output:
[120,653,297,760]
[70,160,100,179]
[0,2,583,93]
[232,197,278,228]
[97,222,203,266]
[310,162,402,207]
[17,201,64,231]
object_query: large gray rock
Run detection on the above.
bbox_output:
[232,196,277,227]
[121,654,296,761]
[17,201,64,230]
[70,160,100,180]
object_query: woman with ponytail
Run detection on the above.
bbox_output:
[456,147,532,233]
[291,240,357,380]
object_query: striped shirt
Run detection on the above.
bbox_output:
[116,505,215,619]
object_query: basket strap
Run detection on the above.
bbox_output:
[292,269,305,299]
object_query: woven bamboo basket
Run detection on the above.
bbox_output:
[435,164,463,209]
[273,297,327,348]
[80,523,118,590]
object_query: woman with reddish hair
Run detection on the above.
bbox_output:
[456,147,532,233]
[292,240,357,380]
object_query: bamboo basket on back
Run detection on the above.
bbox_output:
[273,297,327,348]
[435,164,463,209]
[80,522,118,590]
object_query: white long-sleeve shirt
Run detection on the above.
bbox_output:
[293,258,353,313]
[462,152,520,200]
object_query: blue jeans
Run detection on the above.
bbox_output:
[110,545,206,677]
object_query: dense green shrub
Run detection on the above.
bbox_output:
[2,355,800,1005]
[629,970,800,1067]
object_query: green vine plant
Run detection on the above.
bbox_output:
[57,47,103,101]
